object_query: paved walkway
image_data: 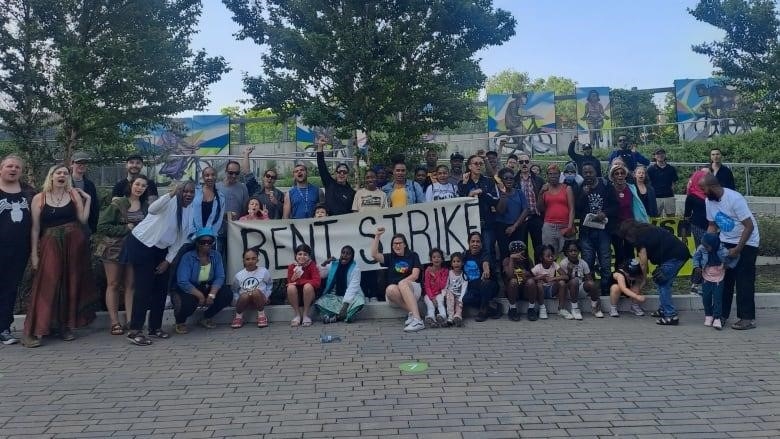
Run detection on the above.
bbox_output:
[1,312,779,438]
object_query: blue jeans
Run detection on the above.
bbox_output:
[701,280,723,319]
[580,228,612,296]
[657,258,686,317]
[480,223,497,269]
[462,279,498,309]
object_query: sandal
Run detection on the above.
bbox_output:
[127,332,152,346]
[110,323,124,336]
[257,312,269,328]
[149,329,170,339]
[290,316,301,327]
[302,316,312,327]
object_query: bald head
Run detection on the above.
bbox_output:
[698,173,723,201]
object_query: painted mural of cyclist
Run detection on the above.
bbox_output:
[501,92,551,154]
[582,89,609,148]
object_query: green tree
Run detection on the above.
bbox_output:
[224,0,516,165]
[220,106,295,144]
[610,88,660,141]
[0,0,229,174]
[485,69,577,129]
[689,0,780,131]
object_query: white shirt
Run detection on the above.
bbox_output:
[705,188,759,247]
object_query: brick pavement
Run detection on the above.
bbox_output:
[1,311,779,438]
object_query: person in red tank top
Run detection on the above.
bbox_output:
[538,164,575,255]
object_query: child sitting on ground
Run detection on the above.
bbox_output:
[609,258,646,317]
[692,232,739,330]
[502,240,532,321]
[423,248,449,327]
[559,240,601,320]
[530,245,568,320]
[443,252,468,327]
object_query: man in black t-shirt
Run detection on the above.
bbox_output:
[647,148,678,217]
[112,154,159,202]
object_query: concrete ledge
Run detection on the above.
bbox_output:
[11,293,780,331]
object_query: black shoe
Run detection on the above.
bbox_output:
[149,329,170,339]
[527,307,539,321]
[731,319,756,330]
[489,301,503,319]
[650,308,665,318]
[507,307,520,321]
[656,316,679,326]
[475,310,488,322]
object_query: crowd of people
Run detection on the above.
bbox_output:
[0,135,761,346]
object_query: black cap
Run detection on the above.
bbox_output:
[126,154,144,162]
[654,148,666,155]
[581,143,592,149]
[450,152,465,161]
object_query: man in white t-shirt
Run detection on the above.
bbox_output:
[700,174,760,330]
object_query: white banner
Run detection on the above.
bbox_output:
[227,197,481,279]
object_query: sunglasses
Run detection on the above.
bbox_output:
[336,169,349,175]
[618,139,628,143]
[197,240,214,246]
[264,174,277,180]
[471,161,484,166]
[226,171,240,176]
[518,160,530,164]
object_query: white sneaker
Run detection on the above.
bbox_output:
[539,306,548,319]
[712,318,723,330]
[404,313,413,326]
[403,318,425,332]
[571,308,583,320]
[704,316,714,327]
[630,303,645,316]
[592,301,604,318]
[610,307,620,317]
[559,309,574,320]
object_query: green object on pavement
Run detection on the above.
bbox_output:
[399,361,429,373]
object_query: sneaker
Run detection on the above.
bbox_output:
[731,319,756,330]
[591,301,604,318]
[690,284,701,295]
[256,312,269,328]
[174,323,189,334]
[231,315,244,329]
[199,318,217,329]
[403,318,425,332]
[404,313,414,326]
[704,316,713,327]
[559,309,574,320]
[507,307,520,321]
[474,310,488,322]
[609,307,619,318]
[538,306,548,320]
[368,297,378,303]
[22,335,41,348]
[656,315,680,326]
[650,308,664,318]
[712,318,723,330]
[453,315,463,327]
[630,303,645,316]
[435,315,446,326]
[571,308,583,321]
[527,307,539,321]
[61,328,76,341]
[424,316,437,328]
[0,329,19,345]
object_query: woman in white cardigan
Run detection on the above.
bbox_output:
[122,181,196,346]
[315,246,365,323]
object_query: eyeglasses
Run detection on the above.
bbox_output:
[471,161,484,166]
[392,241,405,246]
[226,171,240,176]
[336,169,349,175]
[264,174,277,180]
[618,139,628,143]
[613,171,627,176]
[518,160,530,164]
[197,240,214,246]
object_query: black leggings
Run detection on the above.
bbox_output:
[174,285,232,324]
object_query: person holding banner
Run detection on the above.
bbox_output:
[371,228,425,332]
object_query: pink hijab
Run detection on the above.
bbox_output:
[687,169,708,200]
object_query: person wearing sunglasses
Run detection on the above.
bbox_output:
[172,227,232,335]
[606,135,649,172]
[514,153,545,260]
[567,136,602,178]
[316,135,356,215]
[217,160,249,221]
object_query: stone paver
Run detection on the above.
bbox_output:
[1,311,779,438]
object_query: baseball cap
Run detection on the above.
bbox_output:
[581,143,592,150]
[126,154,144,162]
[654,148,666,155]
[450,152,465,161]
[71,151,91,163]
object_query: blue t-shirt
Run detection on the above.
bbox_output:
[462,251,486,281]
[495,190,528,225]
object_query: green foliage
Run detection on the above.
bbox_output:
[0,0,229,177]
[610,88,660,140]
[224,0,516,164]
[220,106,295,144]
[757,215,780,256]
[689,0,780,132]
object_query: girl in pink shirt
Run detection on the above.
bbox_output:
[423,248,449,327]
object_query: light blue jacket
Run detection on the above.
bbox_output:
[382,180,425,206]
[176,249,226,293]
[692,244,739,270]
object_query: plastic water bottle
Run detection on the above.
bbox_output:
[320,334,341,343]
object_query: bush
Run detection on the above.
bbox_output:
[757,215,780,257]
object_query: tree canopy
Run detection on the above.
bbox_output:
[610,88,660,141]
[224,0,516,163]
[0,0,229,175]
[689,0,780,131]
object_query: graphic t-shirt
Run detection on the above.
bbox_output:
[559,258,590,280]
[352,188,387,212]
[0,189,33,252]
[705,188,760,247]
[233,266,273,301]
[531,262,560,286]
[462,251,486,281]
[382,251,421,285]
